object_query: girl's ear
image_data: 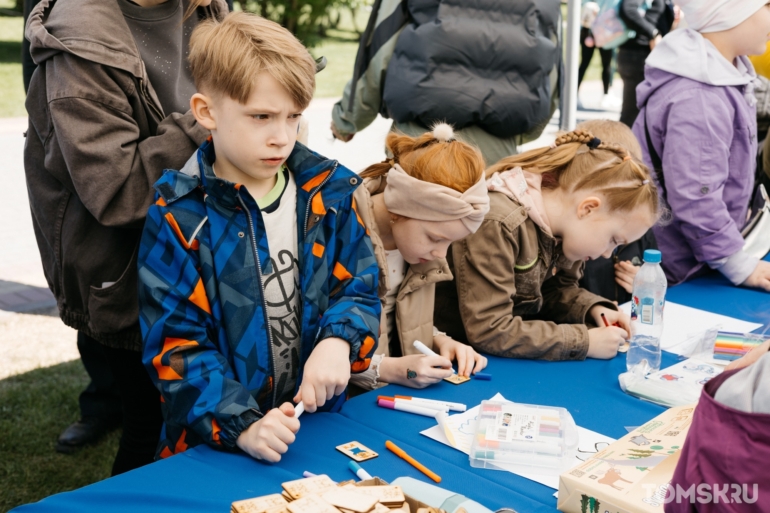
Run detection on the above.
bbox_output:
[190,93,217,131]
[577,196,602,219]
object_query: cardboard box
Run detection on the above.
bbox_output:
[557,404,697,513]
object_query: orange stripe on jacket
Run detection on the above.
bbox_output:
[311,192,326,216]
[351,198,369,235]
[359,336,375,358]
[351,358,371,373]
[332,262,353,282]
[212,419,222,444]
[301,170,331,192]
[164,213,200,251]
[188,278,211,314]
[312,243,325,258]
[152,338,198,381]
[160,446,174,459]
[175,429,188,453]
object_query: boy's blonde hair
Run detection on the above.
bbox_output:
[360,130,486,193]
[488,129,659,217]
[188,12,316,109]
[575,119,643,160]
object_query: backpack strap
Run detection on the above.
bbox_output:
[644,106,669,205]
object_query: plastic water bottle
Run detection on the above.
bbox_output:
[627,250,667,375]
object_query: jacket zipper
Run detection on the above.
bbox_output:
[237,193,278,409]
[304,162,338,238]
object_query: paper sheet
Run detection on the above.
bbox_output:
[420,394,615,490]
[619,301,762,356]
[645,358,723,387]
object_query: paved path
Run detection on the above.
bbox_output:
[0,80,621,379]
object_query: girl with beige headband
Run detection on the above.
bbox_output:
[434,130,660,361]
[349,124,490,390]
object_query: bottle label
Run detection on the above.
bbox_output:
[640,297,654,325]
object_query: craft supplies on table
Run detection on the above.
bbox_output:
[469,401,578,475]
[713,331,769,361]
[618,358,723,407]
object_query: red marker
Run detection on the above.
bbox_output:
[601,312,621,328]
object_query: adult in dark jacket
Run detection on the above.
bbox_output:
[24,0,227,475]
[617,0,664,127]
[331,0,562,165]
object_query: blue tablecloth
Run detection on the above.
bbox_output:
[12,266,769,513]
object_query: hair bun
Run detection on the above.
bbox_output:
[432,122,455,142]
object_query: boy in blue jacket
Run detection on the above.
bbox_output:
[138,12,380,463]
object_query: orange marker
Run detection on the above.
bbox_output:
[385,440,441,483]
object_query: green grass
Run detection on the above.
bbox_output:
[0,16,25,118]
[312,30,359,99]
[0,361,120,513]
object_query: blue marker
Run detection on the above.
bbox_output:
[348,460,373,481]
[473,372,492,380]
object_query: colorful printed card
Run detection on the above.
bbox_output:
[335,441,378,462]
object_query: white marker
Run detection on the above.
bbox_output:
[413,340,456,374]
[294,401,305,418]
[348,461,373,481]
[395,395,467,413]
[378,398,440,417]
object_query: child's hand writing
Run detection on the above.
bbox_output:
[236,402,299,462]
[589,305,632,335]
[587,326,628,359]
[294,337,350,412]
[379,354,453,388]
[433,335,488,376]
[742,260,770,292]
[614,260,639,294]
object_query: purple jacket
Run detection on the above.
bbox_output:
[633,65,757,285]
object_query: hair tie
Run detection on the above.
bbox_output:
[432,122,455,143]
[623,155,632,161]
[550,142,558,149]
[642,179,650,186]
[587,137,602,150]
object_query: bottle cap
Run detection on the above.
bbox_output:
[643,249,662,263]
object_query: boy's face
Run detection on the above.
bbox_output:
[730,3,770,56]
[193,72,304,186]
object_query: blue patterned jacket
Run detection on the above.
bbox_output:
[138,139,380,458]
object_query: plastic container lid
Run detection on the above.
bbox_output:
[643,249,662,263]
[469,401,578,475]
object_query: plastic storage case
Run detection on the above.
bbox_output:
[469,400,578,475]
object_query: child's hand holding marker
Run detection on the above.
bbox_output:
[433,334,488,376]
[378,353,454,388]
[294,337,351,412]
[236,402,300,463]
[586,306,629,359]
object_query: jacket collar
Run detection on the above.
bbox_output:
[158,138,361,211]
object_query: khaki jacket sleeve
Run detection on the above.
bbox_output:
[451,218,589,361]
[539,261,618,325]
[46,54,208,228]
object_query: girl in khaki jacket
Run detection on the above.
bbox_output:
[350,125,490,390]
[435,129,661,361]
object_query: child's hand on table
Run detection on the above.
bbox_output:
[433,334,488,376]
[742,260,770,292]
[587,326,629,359]
[236,402,299,462]
[379,354,453,388]
[589,305,632,334]
[294,337,350,412]
[614,260,640,294]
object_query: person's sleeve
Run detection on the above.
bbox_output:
[315,196,381,372]
[620,0,660,38]
[539,261,618,324]
[139,202,260,451]
[330,0,406,137]
[47,54,208,228]
[451,219,589,361]
[660,90,748,269]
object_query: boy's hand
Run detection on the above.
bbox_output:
[725,339,770,371]
[294,337,350,412]
[236,402,300,462]
[742,261,770,292]
[614,261,639,294]
[587,326,628,359]
[589,305,632,335]
[379,354,453,388]
[433,335,488,376]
